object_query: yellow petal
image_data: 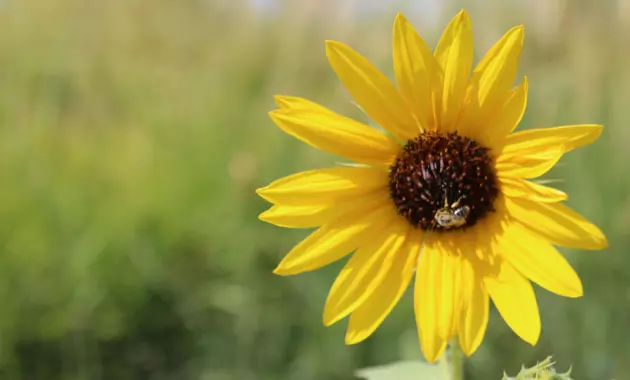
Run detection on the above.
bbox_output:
[505,197,608,250]
[323,218,408,326]
[273,199,396,276]
[393,13,440,131]
[259,204,339,228]
[461,26,524,137]
[484,258,541,345]
[500,223,583,298]
[326,40,420,141]
[256,167,387,205]
[345,229,423,344]
[274,95,335,114]
[260,189,393,228]
[269,108,400,167]
[472,26,524,104]
[435,10,473,131]
[415,239,461,362]
[495,146,563,179]
[501,124,603,155]
[478,78,528,147]
[499,176,567,203]
[458,258,489,356]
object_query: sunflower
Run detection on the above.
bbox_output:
[256,10,607,362]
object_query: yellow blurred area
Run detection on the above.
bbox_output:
[0,0,628,378]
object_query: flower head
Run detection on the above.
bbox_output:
[257,10,607,362]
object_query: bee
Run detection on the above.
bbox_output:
[434,194,470,229]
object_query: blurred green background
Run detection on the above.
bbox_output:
[0,0,627,379]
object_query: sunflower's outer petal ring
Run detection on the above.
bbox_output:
[273,196,396,276]
[484,258,541,345]
[500,222,583,298]
[499,176,567,203]
[269,107,400,168]
[415,238,462,362]
[501,124,604,155]
[393,13,441,131]
[256,167,388,206]
[458,258,489,356]
[434,9,473,132]
[495,146,563,179]
[475,78,528,148]
[505,197,608,250]
[323,216,408,326]
[345,228,423,344]
[325,40,420,141]
[460,26,524,138]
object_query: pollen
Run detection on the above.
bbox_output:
[388,131,499,231]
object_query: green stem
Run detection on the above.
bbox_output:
[439,339,464,380]
[449,338,464,380]
[438,352,450,380]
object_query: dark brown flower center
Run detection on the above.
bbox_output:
[388,131,498,232]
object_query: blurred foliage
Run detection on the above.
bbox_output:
[0,0,628,379]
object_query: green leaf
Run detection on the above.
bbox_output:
[502,356,574,380]
[355,360,442,380]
